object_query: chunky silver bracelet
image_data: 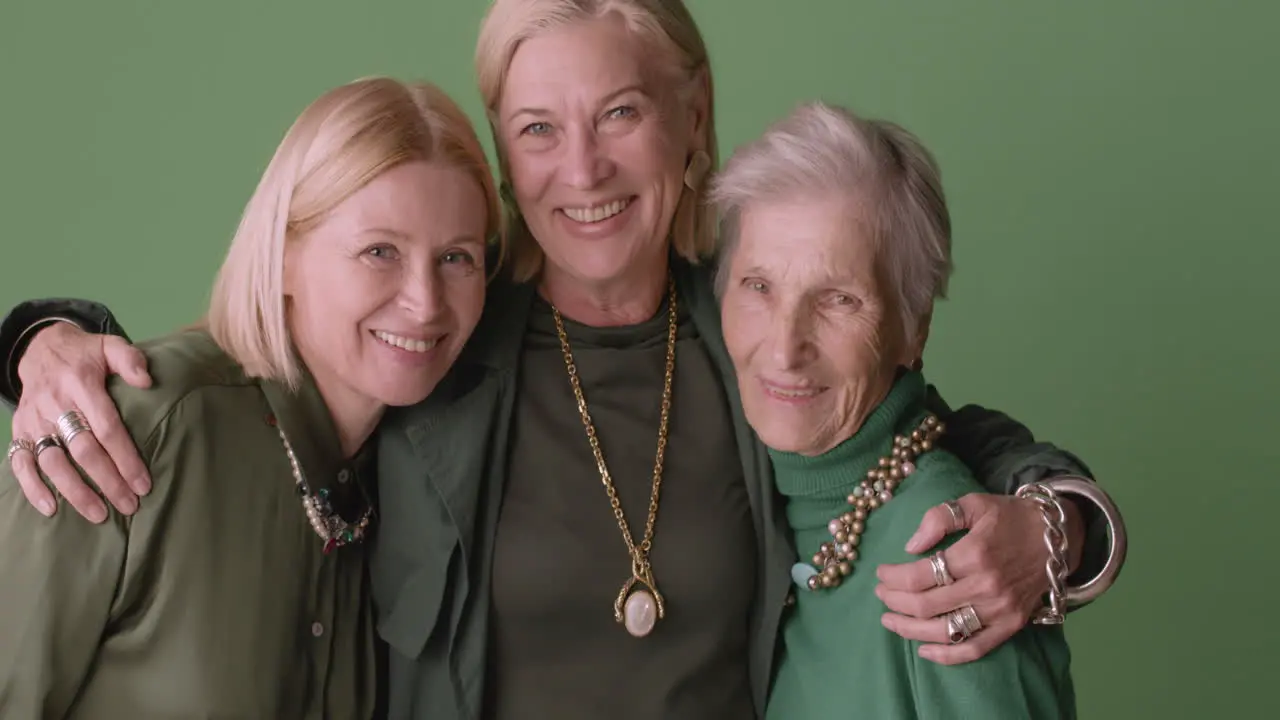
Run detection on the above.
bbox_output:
[1016,481,1071,624]
[1017,476,1129,624]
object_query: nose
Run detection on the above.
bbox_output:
[563,125,614,190]
[397,264,447,325]
[770,303,815,370]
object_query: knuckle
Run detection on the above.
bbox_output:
[900,596,927,618]
[974,574,1002,599]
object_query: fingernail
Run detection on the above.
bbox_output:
[874,585,885,599]
[37,499,55,517]
[88,505,107,524]
[133,476,151,495]
[905,533,924,553]
[919,646,935,660]
[120,498,138,515]
[880,614,893,629]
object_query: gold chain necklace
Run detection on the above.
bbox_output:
[550,276,678,638]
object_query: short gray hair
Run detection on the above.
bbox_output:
[708,101,953,339]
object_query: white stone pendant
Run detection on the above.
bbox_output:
[624,589,658,637]
[614,574,666,638]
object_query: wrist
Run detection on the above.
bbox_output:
[1062,497,1086,574]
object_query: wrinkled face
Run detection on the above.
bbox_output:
[286,160,488,413]
[497,13,704,287]
[721,196,916,456]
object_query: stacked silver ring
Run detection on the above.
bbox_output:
[930,551,954,587]
[6,438,35,463]
[56,410,91,446]
[946,605,983,644]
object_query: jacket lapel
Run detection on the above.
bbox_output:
[370,277,533,659]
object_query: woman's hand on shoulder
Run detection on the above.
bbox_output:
[8,322,153,522]
[872,492,1084,665]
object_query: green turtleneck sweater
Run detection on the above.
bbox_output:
[765,372,1076,720]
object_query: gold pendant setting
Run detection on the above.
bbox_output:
[615,563,666,638]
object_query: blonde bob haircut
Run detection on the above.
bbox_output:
[205,76,503,389]
[475,0,718,281]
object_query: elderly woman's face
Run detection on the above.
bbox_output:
[497,14,702,287]
[721,197,913,456]
[285,161,488,411]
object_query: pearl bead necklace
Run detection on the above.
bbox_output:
[795,414,946,591]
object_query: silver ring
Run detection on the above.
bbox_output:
[7,438,35,463]
[930,551,954,587]
[946,605,982,643]
[55,410,91,446]
[943,499,965,532]
[33,434,63,457]
[946,611,966,644]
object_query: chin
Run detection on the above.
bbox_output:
[374,383,442,408]
[759,427,825,455]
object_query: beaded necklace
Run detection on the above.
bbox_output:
[793,414,946,591]
[269,416,375,555]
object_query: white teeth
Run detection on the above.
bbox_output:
[562,198,630,223]
[768,387,821,398]
[374,331,439,353]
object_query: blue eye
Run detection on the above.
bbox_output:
[521,121,551,136]
[744,279,768,294]
[605,105,637,121]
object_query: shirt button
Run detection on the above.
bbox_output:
[337,469,351,484]
[311,622,324,637]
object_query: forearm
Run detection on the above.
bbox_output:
[924,385,1109,585]
[0,298,130,407]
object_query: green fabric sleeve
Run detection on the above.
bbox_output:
[0,470,130,716]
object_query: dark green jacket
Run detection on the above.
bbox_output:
[0,262,1104,720]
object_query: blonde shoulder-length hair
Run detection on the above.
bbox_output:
[204,76,503,389]
[475,0,718,281]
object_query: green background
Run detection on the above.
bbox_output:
[2,1,1274,716]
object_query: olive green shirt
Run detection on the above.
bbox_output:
[0,329,381,719]
[484,293,756,719]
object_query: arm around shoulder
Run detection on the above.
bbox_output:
[0,298,130,406]
[924,384,1118,585]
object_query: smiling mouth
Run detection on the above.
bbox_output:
[373,330,442,353]
[561,197,632,224]
[761,380,828,400]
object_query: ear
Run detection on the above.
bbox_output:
[282,241,299,299]
[901,308,934,368]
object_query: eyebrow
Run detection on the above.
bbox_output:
[357,227,408,239]
[505,83,650,124]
